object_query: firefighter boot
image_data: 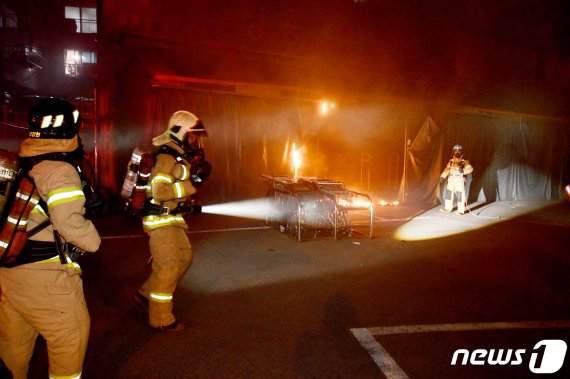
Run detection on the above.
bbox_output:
[153,319,188,332]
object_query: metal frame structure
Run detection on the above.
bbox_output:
[261,175,374,241]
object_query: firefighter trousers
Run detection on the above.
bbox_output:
[0,264,89,379]
[444,176,467,213]
[140,226,192,327]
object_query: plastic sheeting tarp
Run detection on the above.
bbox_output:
[400,114,570,205]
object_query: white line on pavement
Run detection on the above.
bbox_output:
[350,328,410,379]
[366,320,570,336]
[350,320,570,378]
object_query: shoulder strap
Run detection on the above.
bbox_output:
[28,219,51,237]
[155,145,182,159]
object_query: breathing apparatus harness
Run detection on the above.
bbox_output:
[0,147,104,267]
[141,145,209,217]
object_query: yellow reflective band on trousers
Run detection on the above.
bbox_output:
[46,186,85,210]
[49,371,82,379]
[142,214,186,231]
[149,291,173,303]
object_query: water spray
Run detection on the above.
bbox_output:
[201,198,276,220]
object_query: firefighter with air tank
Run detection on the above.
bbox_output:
[133,110,211,332]
[0,98,101,379]
[440,144,473,215]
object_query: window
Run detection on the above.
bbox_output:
[65,6,97,33]
[64,49,97,76]
[0,9,18,28]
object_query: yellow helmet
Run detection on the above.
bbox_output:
[152,110,207,147]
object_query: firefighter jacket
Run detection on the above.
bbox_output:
[142,142,197,232]
[19,137,101,257]
[440,157,473,183]
[0,136,99,379]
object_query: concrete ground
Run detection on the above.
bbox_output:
[24,200,570,378]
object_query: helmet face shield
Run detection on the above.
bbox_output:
[182,132,203,152]
[182,119,207,151]
[452,144,463,158]
[189,119,207,136]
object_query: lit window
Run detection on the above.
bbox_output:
[0,9,17,28]
[64,49,97,76]
[81,51,97,64]
[65,6,97,34]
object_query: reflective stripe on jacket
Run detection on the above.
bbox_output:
[142,143,196,232]
[27,160,101,253]
[440,158,473,180]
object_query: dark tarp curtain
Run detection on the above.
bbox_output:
[107,84,406,205]
[400,114,570,205]
[100,71,569,207]
[117,88,305,205]
[399,116,444,205]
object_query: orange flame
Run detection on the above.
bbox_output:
[292,143,302,178]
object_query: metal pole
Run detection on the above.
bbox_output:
[402,119,408,204]
[369,204,374,238]
[334,203,338,240]
[93,86,98,180]
[360,152,371,193]
[297,202,302,242]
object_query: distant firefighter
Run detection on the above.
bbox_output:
[439,144,473,215]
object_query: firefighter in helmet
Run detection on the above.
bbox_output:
[0,97,101,378]
[439,144,473,215]
[134,110,210,332]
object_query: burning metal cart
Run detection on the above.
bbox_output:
[261,175,374,241]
